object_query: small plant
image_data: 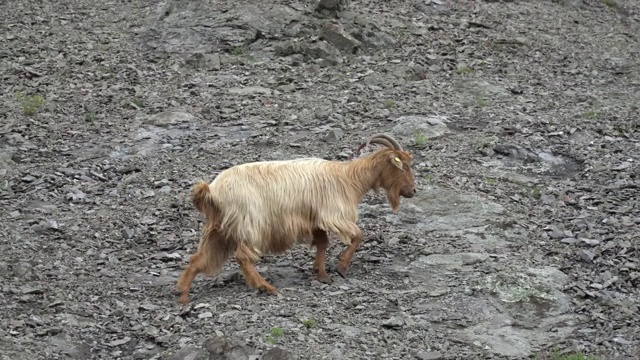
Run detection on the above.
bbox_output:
[85,112,96,122]
[383,99,394,109]
[270,327,283,337]
[264,326,283,344]
[302,318,316,328]
[484,177,497,185]
[232,45,247,55]
[132,98,144,108]
[414,130,428,148]
[602,0,619,8]
[477,96,487,107]
[583,110,598,119]
[16,93,45,116]
[457,65,473,74]
[530,186,542,200]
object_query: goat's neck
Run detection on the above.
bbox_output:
[344,153,386,199]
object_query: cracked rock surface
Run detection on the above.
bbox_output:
[1,0,638,359]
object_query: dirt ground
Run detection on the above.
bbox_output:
[1,0,638,359]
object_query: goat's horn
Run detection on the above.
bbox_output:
[355,133,404,155]
[365,133,403,150]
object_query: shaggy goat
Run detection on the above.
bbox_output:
[176,133,416,304]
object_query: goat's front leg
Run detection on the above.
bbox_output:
[311,229,331,284]
[335,228,363,279]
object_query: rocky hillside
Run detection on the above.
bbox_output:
[0,0,638,359]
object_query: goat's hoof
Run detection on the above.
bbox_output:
[316,273,332,284]
[258,284,280,296]
[335,264,348,279]
[178,293,190,305]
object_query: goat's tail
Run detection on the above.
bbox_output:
[192,180,216,215]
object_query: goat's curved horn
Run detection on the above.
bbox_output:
[365,133,402,150]
[356,133,403,155]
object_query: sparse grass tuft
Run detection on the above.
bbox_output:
[383,99,394,109]
[457,65,473,74]
[85,112,96,122]
[132,98,144,108]
[414,130,428,148]
[264,326,283,344]
[302,318,316,328]
[16,93,45,116]
[602,0,619,8]
[232,45,247,55]
[485,177,498,185]
[530,186,542,200]
[583,110,598,119]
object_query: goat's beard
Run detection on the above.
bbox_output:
[386,186,402,214]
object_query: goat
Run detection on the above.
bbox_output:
[176,133,416,304]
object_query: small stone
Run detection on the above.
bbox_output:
[262,347,295,360]
[549,228,565,239]
[325,128,344,143]
[381,316,404,329]
[154,179,170,187]
[416,351,443,360]
[108,337,131,347]
[541,194,556,205]
[578,238,600,246]
[320,23,360,53]
[203,336,253,358]
[198,312,213,319]
[168,346,203,360]
[612,336,632,345]
[330,347,343,360]
[578,249,595,262]
[122,227,135,239]
[139,303,160,311]
[560,237,577,244]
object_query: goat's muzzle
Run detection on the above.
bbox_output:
[401,187,416,198]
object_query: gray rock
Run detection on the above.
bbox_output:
[228,86,272,96]
[415,351,443,360]
[320,23,360,53]
[381,316,405,329]
[168,346,206,360]
[412,253,490,268]
[140,112,196,128]
[390,115,450,141]
[578,249,596,262]
[203,336,255,360]
[325,128,344,143]
[329,347,343,360]
[261,347,295,360]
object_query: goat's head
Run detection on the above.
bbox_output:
[357,133,416,213]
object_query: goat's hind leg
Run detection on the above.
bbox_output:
[176,251,206,304]
[335,226,364,279]
[311,229,331,284]
[235,243,279,296]
[176,226,233,304]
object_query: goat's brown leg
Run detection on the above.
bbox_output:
[176,252,206,304]
[311,229,331,284]
[235,244,279,295]
[335,231,363,279]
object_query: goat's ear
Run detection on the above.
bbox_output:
[390,155,404,171]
